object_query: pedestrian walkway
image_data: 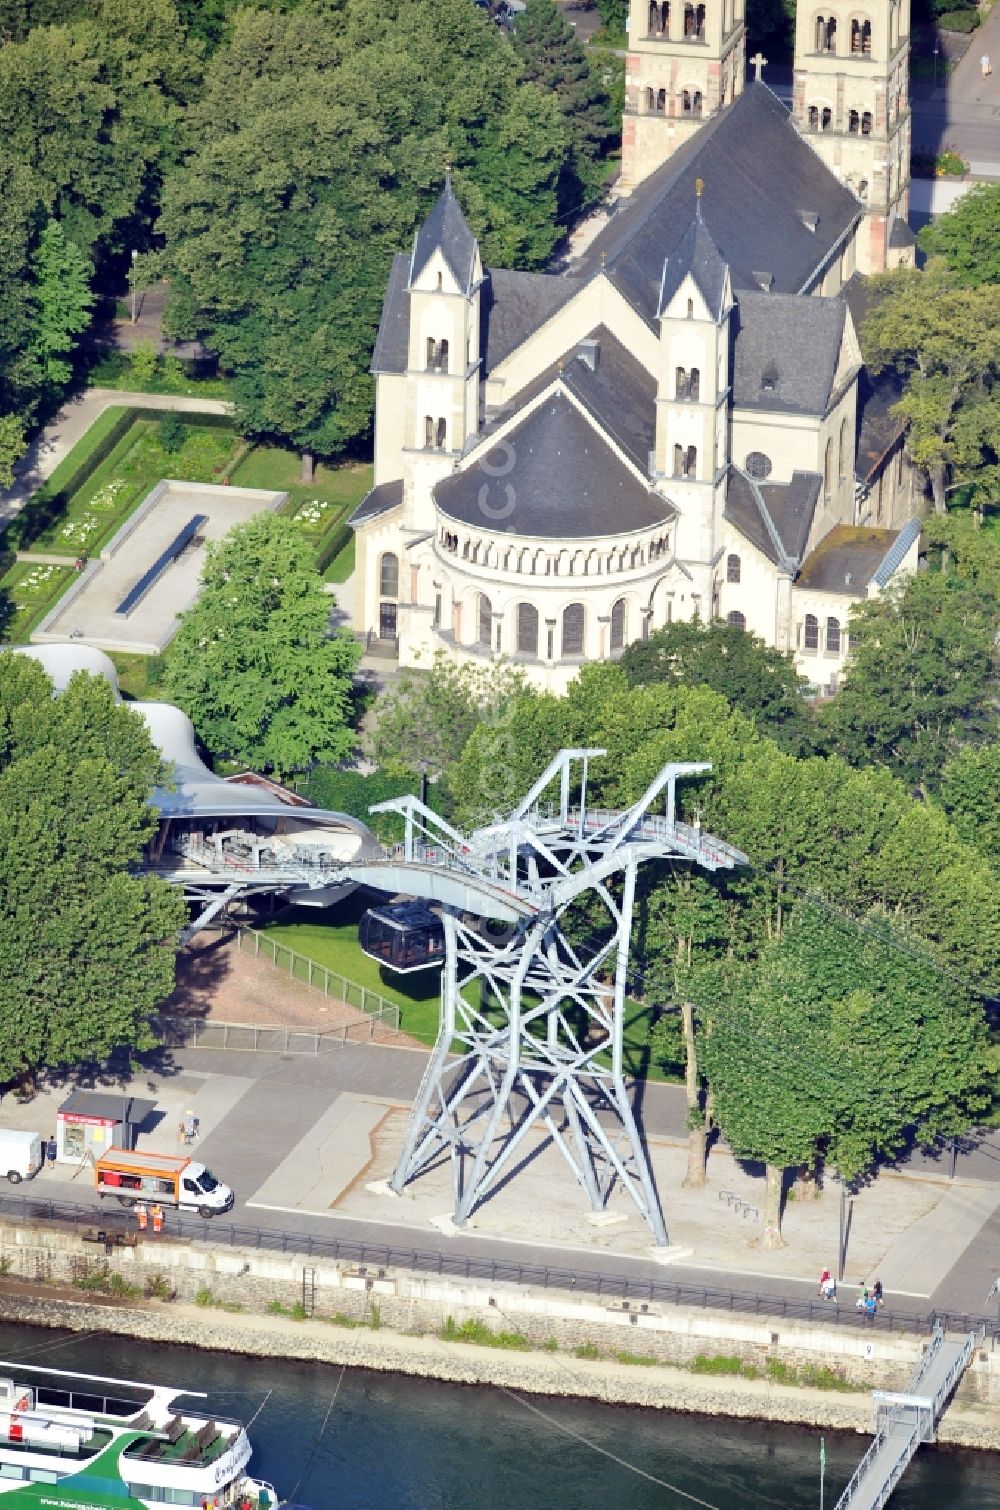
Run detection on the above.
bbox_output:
[870,1184,1000,1297]
[0,388,232,530]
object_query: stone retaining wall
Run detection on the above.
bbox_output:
[1,1220,998,1441]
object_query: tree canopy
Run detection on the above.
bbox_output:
[0,654,184,1084]
[163,513,362,777]
[918,183,1000,288]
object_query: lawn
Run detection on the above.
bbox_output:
[230,447,371,568]
[261,892,677,1079]
[108,650,166,700]
[0,559,77,643]
[324,534,355,583]
[261,892,442,1044]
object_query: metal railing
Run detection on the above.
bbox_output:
[1,1192,997,1341]
[234,927,401,1033]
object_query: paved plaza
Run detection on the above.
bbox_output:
[7,1042,1000,1315]
[33,480,285,653]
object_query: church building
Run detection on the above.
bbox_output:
[349,0,921,693]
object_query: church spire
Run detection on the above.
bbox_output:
[408,174,479,295]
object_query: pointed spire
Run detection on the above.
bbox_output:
[409,169,478,295]
[657,205,729,322]
[695,177,704,222]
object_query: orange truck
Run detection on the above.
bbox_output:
[94,1148,234,1218]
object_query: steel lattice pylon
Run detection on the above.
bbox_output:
[370,750,747,1245]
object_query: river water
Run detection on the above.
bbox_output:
[0,1321,994,1509]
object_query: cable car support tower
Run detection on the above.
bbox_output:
[367,750,747,1246]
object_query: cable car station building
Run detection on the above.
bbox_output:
[350,0,921,694]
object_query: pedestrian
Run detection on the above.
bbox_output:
[819,1268,836,1300]
[856,1285,868,1311]
[150,1204,164,1235]
[135,1201,148,1233]
[182,1110,198,1145]
[46,1136,57,1167]
[873,1278,884,1307]
[982,53,992,78]
[864,1293,877,1322]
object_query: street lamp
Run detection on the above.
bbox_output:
[933,41,939,89]
[130,248,138,326]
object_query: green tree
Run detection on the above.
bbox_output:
[0,151,43,426]
[370,653,524,801]
[823,572,999,790]
[163,513,362,776]
[918,183,1000,288]
[620,618,814,754]
[938,744,1000,870]
[0,414,25,488]
[699,906,989,1246]
[594,0,628,35]
[0,655,184,1084]
[512,0,611,217]
[29,220,93,391]
[157,0,569,467]
[860,261,1000,512]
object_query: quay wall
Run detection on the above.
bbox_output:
[0,1221,998,1448]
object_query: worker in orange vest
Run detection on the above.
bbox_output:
[150,1204,164,1235]
[135,1202,148,1232]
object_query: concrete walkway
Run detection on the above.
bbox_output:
[0,388,233,530]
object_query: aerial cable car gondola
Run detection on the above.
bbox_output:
[358,901,445,974]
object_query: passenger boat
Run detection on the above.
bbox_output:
[0,1362,301,1509]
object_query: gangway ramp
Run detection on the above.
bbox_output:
[834,1325,978,1509]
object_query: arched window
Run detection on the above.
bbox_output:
[839,417,849,481]
[438,338,449,371]
[727,610,746,630]
[610,598,627,652]
[684,445,697,478]
[851,17,872,53]
[858,178,869,200]
[424,415,434,447]
[676,366,688,398]
[689,367,701,401]
[803,614,819,652]
[426,336,436,369]
[477,593,492,648]
[686,298,694,318]
[825,15,836,48]
[646,86,656,111]
[695,2,706,35]
[673,443,684,476]
[692,89,703,115]
[435,417,447,449]
[516,602,538,657]
[656,87,667,111]
[726,553,741,583]
[826,617,842,654]
[823,438,833,502]
[808,105,819,130]
[814,13,825,48]
[562,603,585,657]
[821,106,832,131]
[436,271,443,291]
[682,89,692,114]
[848,108,860,133]
[379,553,399,599]
[861,110,872,134]
[683,1,695,34]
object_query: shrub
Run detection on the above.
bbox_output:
[573,1341,602,1361]
[690,1353,745,1376]
[194,1286,216,1308]
[612,1351,659,1367]
[936,8,979,28]
[129,342,160,389]
[439,1316,530,1350]
[143,1273,175,1301]
[158,413,187,453]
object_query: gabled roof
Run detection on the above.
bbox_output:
[870,517,921,587]
[725,467,821,568]
[349,479,404,528]
[842,274,908,480]
[371,253,411,375]
[409,177,479,294]
[480,268,584,373]
[434,388,670,539]
[732,291,847,415]
[658,213,729,321]
[582,85,861,325]
[795,524,900,595]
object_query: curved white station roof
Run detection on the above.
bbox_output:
[9,644,380,845]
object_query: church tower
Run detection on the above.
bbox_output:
[654,194,734,617]
[792,0,912,273]
[621,0,746,190]
[403,176,483,528]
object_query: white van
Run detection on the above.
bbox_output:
[0,1130,42,1183]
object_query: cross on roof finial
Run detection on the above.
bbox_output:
[443,153,453,187]
[750,50,767,83]
[694,177,704,220]
[600,249,607,268]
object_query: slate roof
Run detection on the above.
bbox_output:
[582,84,861,324]
[870,516,921,587]
[409,177,478,294]
[349,478,404,528]
[658,214,729,320]
[841,275,908,479]
[482,326,656,473]
[433,389,670,539]
[480,269,584,373]
[725,467,822,568]
[371,253,411,375]
[795,524,899,595]
[732,292,847,415]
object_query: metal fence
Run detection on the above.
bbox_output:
[234,926,401,1033]
[1,1192,995,1342]
[183,1020,388,1052]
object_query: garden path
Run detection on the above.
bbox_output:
[0,388,233,531]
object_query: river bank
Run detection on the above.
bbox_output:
[0,1272,998,1454]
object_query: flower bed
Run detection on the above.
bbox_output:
[0,560,76,643]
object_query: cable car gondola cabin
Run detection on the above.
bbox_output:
[358,902,445,973]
